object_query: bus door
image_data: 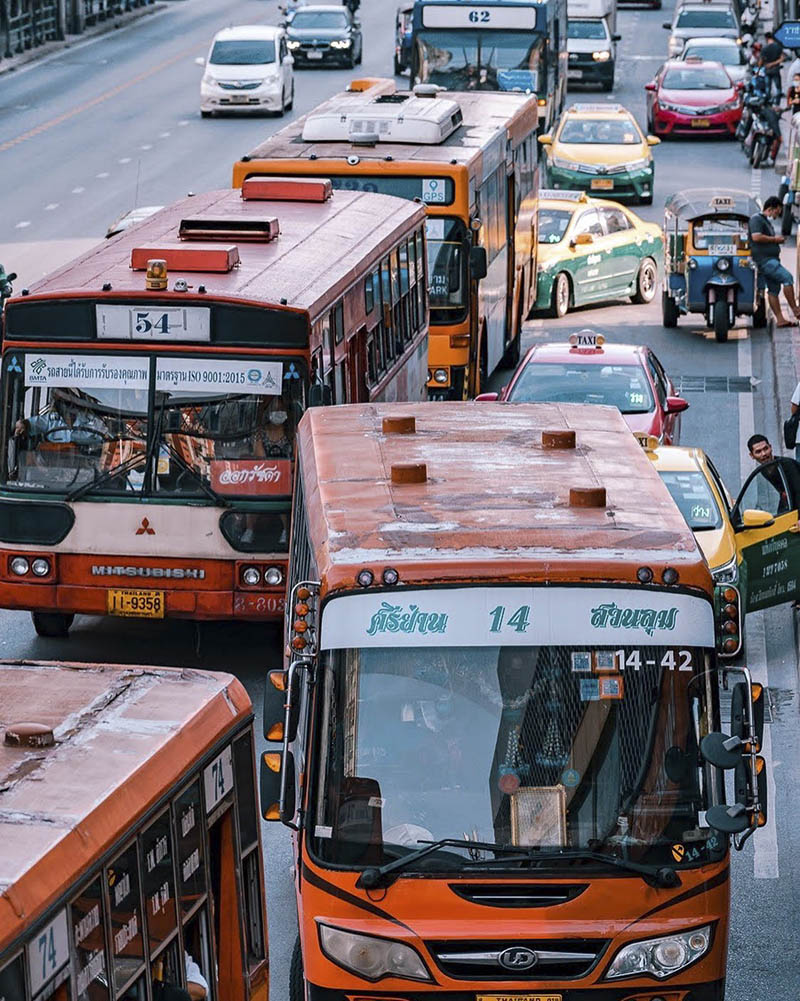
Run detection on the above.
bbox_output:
[505,168,517,345]
[731,458,800,612]
[208,808,247,1001]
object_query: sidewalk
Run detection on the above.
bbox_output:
[0,1,168,76]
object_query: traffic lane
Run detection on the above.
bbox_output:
[0,0,395,244]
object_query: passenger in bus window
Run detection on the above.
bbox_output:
[255,396,292,458]
[184,952,208,1000]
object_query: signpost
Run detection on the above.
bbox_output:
[775,20,800,48]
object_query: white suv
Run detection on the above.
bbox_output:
[200,25,294,117]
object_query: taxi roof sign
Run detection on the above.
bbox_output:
[710,195,735,208]
[539,189,587,202]
[568,103,625,114]
[569,329,605,351]
[633,431,659,454]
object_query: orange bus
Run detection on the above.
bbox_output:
[232,80,540,399]
[261,401,767,1001]
[0,179,427,636]
[0,660,267,1001]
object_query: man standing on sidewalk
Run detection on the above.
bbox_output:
[761,30,785,100]
[749,196,800,327]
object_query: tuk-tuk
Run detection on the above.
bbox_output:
[662,188,766,342]
[394,2,414,74]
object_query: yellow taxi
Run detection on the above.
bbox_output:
[538,102,660,205]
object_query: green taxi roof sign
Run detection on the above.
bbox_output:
[539,189,587,201]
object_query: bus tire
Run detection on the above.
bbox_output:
[713,298,729,342]
[549,272,571,318]
[502,287,524,367]
[662,290,679,328]
[290,937,305,1001]
[31,611,74,638]
[632,258,657,304]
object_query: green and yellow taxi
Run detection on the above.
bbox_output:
[538,103,660,205]
[535,190,663,317]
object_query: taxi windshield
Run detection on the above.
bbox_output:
[662,67,732,89]
[683,44,743,65]
[538,208,573,244]
[508,361,655,414]
[559,118,641,144]
[658,470,723,530]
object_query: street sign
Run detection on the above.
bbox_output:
[775,20,800,48]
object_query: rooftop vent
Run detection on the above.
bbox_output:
[5,722,55,748]
[569,486,607,509]
[241,176,333,202]
[542,429,576,450]
[179,215,280,243]
[302,95,463,145]
[382,415,416,434]
[130,245,240,273]
[391,462,427,484]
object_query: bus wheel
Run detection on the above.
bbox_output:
[290,937,305,1001]
[31,611,74,638]
[549,273,571,318]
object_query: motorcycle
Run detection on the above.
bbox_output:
[748,101,784,168]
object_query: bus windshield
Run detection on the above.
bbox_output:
[312,642,713,870]
[1,351,305,500]
[414,29,542,92]
[426,216,468,320]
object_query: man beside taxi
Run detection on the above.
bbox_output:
[748,196,800,327]
[747,433,800,513]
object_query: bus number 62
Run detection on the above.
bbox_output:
[469,9,491,21]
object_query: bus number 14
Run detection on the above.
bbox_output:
[489,605,531,633]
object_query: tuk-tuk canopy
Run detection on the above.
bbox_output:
[664,189,760,224]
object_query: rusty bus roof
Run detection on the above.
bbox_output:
[236,80,540,176]
[0,661,251,954]
[297,402,713,595]
[13,187,425,320]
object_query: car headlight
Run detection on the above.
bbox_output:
[623,157,651,171]
[592,49,611,61]
[668,36,684,53]
[713,555,739,585]
[658,100,681,112]
[551,154,576,170]
[331,38,352,48]
[605,925,711,980]
[287,39,301,49]
[202,74,215,85]
[319,925,432,982]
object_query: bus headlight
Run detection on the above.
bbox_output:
[319,925,432,982]
[242,566,261,586]
[10,557,29,576]
[605,926,711,980]
[433,368,448,384]
[264,566,283,586]
[31,558,51,577]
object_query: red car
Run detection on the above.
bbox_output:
[645,58,742,137]
[476,331,689,444]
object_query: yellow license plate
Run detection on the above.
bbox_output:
[692,118,710,127]
[477,996,562,1001]
[107,589,165,618]
[590,178,613,190]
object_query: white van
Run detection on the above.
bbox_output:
[200,25,294,117]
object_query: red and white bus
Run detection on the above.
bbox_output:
[0,178,428,636]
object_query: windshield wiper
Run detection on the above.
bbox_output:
[463,848,680,888]
[356,838,524,890]
[66,448,146,502]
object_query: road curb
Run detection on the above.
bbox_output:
[0,2,168,76]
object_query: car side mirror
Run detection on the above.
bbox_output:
[612,32,622,41]
[739,508,775,529]
[195,56,206,66]
[538,133,553,145]
[736,80,745,90]
[470,245,488,279]
[475,391,499,401]
[665,395,689,414]
[647,134,661,145]
[644,81,657,92]
[570,233,593,247]
[662,21,671,28]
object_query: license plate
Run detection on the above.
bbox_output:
[591,178,614,190]
[107,589,165,618]
[709,244,735,256]
[229,94,250,103]
[307,50,323,59]
[567,69,583,79]
[692,118,710,127]
[477,996,562,1001]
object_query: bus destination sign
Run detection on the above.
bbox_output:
[421,4,538,30]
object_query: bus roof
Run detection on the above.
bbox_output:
[14,186,425,320]
[236,80,540,178]
[0,661,251,954]
[297,401,712,595]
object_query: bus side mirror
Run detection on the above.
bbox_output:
[263,669,287,742]
[470,245,488,280]
[259,749,296,822]
[309,382,333,407]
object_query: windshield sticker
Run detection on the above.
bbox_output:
[571,651,591,673]
[322,587,714,649]
[24,353,149,390]
[210,458,291,496]
[426,217,446,240]
[599,676,624,700]
[422,178,448,204]
[155,358,283,395]
[580,678,600,702]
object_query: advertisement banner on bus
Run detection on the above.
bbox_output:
[154,358,284,395]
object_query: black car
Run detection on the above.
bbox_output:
[285,4,363,67]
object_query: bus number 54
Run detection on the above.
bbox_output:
[469,9,491,21]
[135,312,170,334]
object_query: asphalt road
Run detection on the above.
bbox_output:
[1,0,799,997]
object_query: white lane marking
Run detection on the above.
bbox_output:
[96,171,110,179]
[178,119,190,126]
[738,333,779,879]
[44,203,59,211]
[15,220,31,229]
[750,167,762,201]
[140,144,152,150]
[118,157,131,164]
[71,186,85,194]
[159,131,171,138]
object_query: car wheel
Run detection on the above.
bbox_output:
[753,294,767,328]
[549,273,571,318]
[286,83,294,111]
[632,258,658,304]
[356,41,363,64]
[277,90,286,117]
[713,298,729,342]
[31,611,74,638]
[200,110,212,118]
[602,76,614,92]
[662,290,679,328]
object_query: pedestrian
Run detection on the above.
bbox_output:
[787,70,800,113]
[747,433,800,510]
[760,30,785,100]
[790,381,800,459]
[748,196,800,327]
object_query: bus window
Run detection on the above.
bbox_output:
[106,842,145,997]
[234,732,265,966]
[207,811,244,1001]
[174,781,207,920]
[364,274,375,314]
[426,217,467,321]
[332,302,345,345]
[182,910,213,1001]
[141,811,178,951]
[0,956,25,1001]
[71,877,109,1001]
